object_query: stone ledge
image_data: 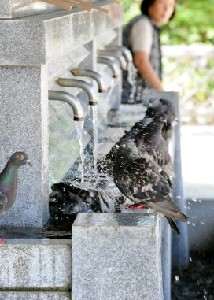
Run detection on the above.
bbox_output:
[0,239,71,289]
[0,292,71,300]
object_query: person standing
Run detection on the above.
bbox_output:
[122,0,176,103]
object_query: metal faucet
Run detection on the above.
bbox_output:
[105,45,133,63]
[48,91,84,121]
[70,68,107,93]
[97,56,120,78]
[98,50,127,70]
[56,78,98,106]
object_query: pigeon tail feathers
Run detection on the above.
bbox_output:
[165,216,180,235]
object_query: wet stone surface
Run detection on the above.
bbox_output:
[172,251,214,300]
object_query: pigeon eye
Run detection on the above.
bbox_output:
[17,154,24,160]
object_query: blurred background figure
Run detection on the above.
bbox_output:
[122,0,176,103]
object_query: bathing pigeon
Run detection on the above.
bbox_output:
[111,140,187,234]
[0,152,31,216]
[50,182,99,217]
[49,180,120,217]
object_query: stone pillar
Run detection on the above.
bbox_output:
[72,213,164,300]
[0,12,50,227]
[0,65,49,227]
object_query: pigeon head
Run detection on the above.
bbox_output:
[153,112,167,123]
[8,152,31,167]
[146,104,166,118]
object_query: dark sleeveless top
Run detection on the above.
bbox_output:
[122,15,162,103]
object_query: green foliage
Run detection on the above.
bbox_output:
[163,56,214,104]
[162,0,214,45]
[119,0,214,44]
[121,0,141,24]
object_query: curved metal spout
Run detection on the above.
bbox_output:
[56,78,98,106]
[105,45,133,63]
[71,68,107,93]
[48,91,84,121]
[97,56,120,78]
[98,50,127,70]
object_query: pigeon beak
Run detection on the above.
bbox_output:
[26,160,32,167]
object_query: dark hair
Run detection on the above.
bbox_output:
[140,0,156,16]
[140,0,177,20]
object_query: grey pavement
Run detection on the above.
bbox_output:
[180,125,214,199]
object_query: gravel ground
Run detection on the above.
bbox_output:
[172,251,214,300]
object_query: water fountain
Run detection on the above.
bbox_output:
[0,1,187,299]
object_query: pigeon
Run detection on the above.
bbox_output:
[0,152,31,216]
[0,152,31,245]
[49,180,120,218]
[111,140,187,234]
[49,182,99,217]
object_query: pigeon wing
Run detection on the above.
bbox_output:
[113,158,166,204]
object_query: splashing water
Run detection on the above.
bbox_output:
[92,106,99,171]
[83,106,99,178]
[65,173,121,214]
[75,120,84,181]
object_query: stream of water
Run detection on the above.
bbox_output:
[75,120,84,181]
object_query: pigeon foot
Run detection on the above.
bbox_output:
[0,237,5,245]
[127,204,146,210]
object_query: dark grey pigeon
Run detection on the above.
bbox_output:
[50,182,101,216]
[0,152,31,216]
[111,140,187,234]
[49,180,122,217]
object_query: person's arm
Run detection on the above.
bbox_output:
[133,50,163,91]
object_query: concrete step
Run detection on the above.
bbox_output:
[0,239,71,290]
